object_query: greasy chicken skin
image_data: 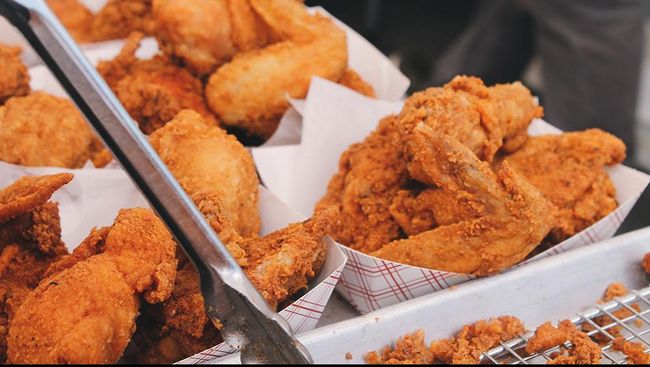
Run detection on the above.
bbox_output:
[0,173,72,363]
[0,92,100,168]
[7,208,177,364]
[371,125,555,275]
[0,45,30,105]
[318,77,544,254]
[504,129,626,243]
[149,110,260,264]
[97,32,219,134]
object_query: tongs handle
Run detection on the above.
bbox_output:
[0,0,312,364]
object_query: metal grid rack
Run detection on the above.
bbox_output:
[480,286,650,364]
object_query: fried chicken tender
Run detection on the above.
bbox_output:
[0,93,99,168]
[206,0,348,139]
[504,129,626,243]
[97,33,219,134]
[150,110,259,264]
[527,320,601,364]
[0,45,30,105]
[365,330,433,364]
[338,69,376,98]
[371,126,555,275]
[0,174,71,363]
[612,337,650,364]
[7,208,177,364]
[430,316,525,364]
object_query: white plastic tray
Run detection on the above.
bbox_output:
[209,226,650,364]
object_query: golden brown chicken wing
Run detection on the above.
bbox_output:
[205,0,348,139]
[0,45,30,105]
[371,126,555,275]
[7,208,177,364]
[504,129,626,243]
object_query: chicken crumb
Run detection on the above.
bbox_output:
[345,352,353,360]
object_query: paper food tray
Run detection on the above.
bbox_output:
[253,77,650,314]
[210,226,650,364]
[0,162,347,362]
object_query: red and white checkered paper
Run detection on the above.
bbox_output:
[252,79,650,315]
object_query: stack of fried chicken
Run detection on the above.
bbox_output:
[49,0,375,141]
[317,76,626,275]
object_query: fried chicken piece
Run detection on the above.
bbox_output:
[150,110,259,264]
[152,0,237,76]
[397,76,543,165]
[0,174,71,363]
[0,92,98,168]
[206,0,348,139]
[430,316,525,364]
[526,322,569,355]
[0,45,30,104]
[612,337,650,364]
[46,0,93,43]
[338,69,376,98]
[97,33,219,134]
[243,207,333,308]
[504,129,626,243]
[527,320,601,364]
[371,126,555,275]
[7,208,177,364]
[316,115,408,253]
[365,330,433,364]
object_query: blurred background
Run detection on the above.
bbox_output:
[309,0,650,232]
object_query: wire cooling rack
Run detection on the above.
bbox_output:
[480,286,650,364]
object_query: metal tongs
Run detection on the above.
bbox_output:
[0,0,312,364]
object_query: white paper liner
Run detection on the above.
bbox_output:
[0,162,347,361]
[252,78,650,314]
